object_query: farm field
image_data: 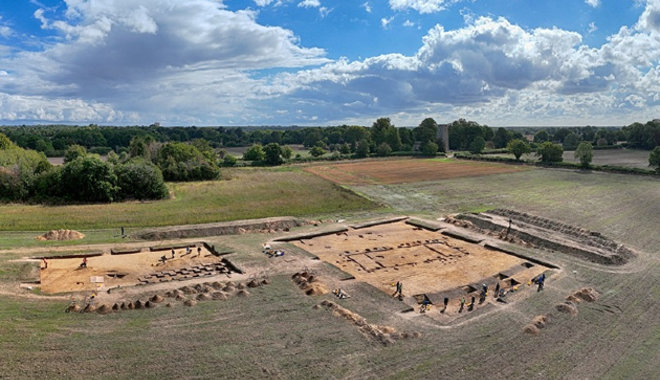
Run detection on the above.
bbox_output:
[487,148,652,169]
[0,167,377,232]
[0,158,658,379]
[305,158,530,185]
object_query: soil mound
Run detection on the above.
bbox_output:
[65,304,81,313]
[112,303,120,311]
[222,285,235,293]
[180,286,196,294]
[134,300,144,309]
[127,302,135,310]
[293,271,329,296]
[83,304,96,313]
[212,292,228,300]
[197,293,212,301]
[145,301,154,308]
[184,299,197,307]
[236,282,245,290]
[175,294,185,301]
[247,280,260,288]
[237,289,250,297]
[532,315,548,329]
[574,288,599,302]
[261,279,270,285]
[211,281,223,290]
[36,229,85,241]
[166,303,173,307]
[556,301,578,316]
[97,304,112,314]
[523,324,540,335]
[151,295,164,303]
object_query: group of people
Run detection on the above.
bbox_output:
[160,245,202,264]
[413,273,548,314]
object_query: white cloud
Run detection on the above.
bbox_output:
[381,17,394,29]
[298,0,321,8]
[363,2,372,13]
[254,0,275,6]
[585,0,600,8]
[403,20,415,27]
[0,92,126,123]
[389,0,458,14]
[588,22,598,33]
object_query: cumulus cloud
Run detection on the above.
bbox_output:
[298,0,321,8]
[389,0,458,14]
[0,0,329,123]
[363,2,372,13]
[381,17,394,29]
[0,92,126,123]
[585,0,600,8]
[403,19,415,27]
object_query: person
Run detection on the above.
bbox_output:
[392,281,403,299]
[186,246,191,255]
[420,299,431,313]
[505,217,512,238]
[494,282,500,298]
[442,297,449,313]
[197,246,202,256]
[459,297,465,313]
[42,258,47,270]
[468,296,475,311]
[171,248,175,259]
[120,226,125,237]
[537,274,545,292]
[80,257,87,268]
[160,255,167,264]
[333,288,349,299]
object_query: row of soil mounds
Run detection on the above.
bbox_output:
[453,209,635,265]
[135,217,305,240]
[65,279,268,314]
[317,300,420,345]
[523,288,599,335]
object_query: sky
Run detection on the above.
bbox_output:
[0,0,659,127]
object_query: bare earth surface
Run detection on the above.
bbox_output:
[304,158,529,185]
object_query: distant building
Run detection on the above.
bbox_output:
[437,124,449,152]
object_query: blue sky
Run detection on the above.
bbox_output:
[0,0,658,126]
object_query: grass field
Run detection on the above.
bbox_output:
[0,167,378,232]
[0,159,659,379]
[489,148,652,169]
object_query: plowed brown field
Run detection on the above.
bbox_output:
[304,158,529,185]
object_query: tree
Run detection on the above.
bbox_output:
[563,133,579,150]
[534,130,550,143]
[309,146,326,157]
[0,133,14,150]
[376,142,392,156]
[339,143,351,155]
[115,159,169,200]
[371,118,401,151]
[157,142,219,181]
[469,136,486,154]
[574,142,593,168]
[355,139,370,158]
[493,128,512,149]
[507,139,531,160]
[222,155,237,167]
[649,146,660,172]
[536,142,564,163]
[281,145,293,159]
[421,141,438,156]
[414,118,438,144]
[263,143,284,165]
[64,144,87,163]
[243,144,266,161]
[60,156,117,202]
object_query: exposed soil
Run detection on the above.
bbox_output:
[304,159,528,185]
[36,229,85,241]
[451,209,635,265]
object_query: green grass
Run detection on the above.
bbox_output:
[0,167,379,231]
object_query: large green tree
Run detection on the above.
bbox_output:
[60,156,118,202]
[371,118,401,151]
[263,143,284,165]
[115,159,169,200]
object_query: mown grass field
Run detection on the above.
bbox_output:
[0,167,378,232]
[0,159,658,379]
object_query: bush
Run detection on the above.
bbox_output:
[157,142,220,181]
[507,139,531,160]
[243,144,266,161]
[650,146,660,172]
[574,142,593,168]
[469,136,486,154]
[355,139,370,158]
[115,159,169,200]
[222,154,237,167]
[376,143,392,156]
[309,146,326,157]
[536,142,563,163]
[64,144,87,163]
[421,141,438,156]
[263,143,284,165]
[60,156,118,202]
